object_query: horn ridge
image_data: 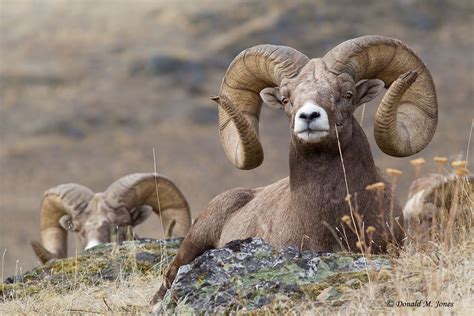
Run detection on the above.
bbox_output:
[323,35,437,157]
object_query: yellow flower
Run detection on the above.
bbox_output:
[366,182,385,191]
[451,160,467,168]
[433,156,448,164]
[386,168,402,177]
[366,226,376,234]
[410,158,426,166]
[341,215,351,225]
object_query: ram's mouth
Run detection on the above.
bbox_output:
[295,129,329,142]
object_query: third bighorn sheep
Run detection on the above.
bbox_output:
[403,173,473,236]
[153,35,438,301]
[31,173,191,263]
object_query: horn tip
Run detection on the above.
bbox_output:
[400,70,418,83]
[31,240,54,264]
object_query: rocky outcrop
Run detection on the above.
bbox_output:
[156,238,391,313]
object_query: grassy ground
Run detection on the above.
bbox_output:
[0,239,179,314]
[1,273,160,314]
[1,226,471,314]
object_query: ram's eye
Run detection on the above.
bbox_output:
[281,97,290,105]
[343,92,353,100]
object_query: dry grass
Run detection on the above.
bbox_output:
[0,273,160,314]
[344,159,473,314]
[338,237,473,314]
[0,239,172,314]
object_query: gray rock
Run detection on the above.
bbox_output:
[157,238,390,313]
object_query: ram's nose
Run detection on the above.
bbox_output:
[294,101,330,133]
[298,111,321,122]
[84,238,101,250]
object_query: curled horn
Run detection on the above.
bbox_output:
[323,35,438,157]
[104,173,191,237]
[213,45,309,169]
[31,184,93,263]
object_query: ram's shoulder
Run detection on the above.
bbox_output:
[205,187,255,216]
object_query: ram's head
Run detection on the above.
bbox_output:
[31,173,191,263]
[213,35,437,169]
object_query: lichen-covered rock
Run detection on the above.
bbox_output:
[1,238,182,300]
[3,237,391,314]
[157,238,391,314]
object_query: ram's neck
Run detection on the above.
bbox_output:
[288,121,380,249]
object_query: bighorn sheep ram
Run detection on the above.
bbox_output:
[403,173,473,236]
[153,35,438,302]
[31,173,191,263]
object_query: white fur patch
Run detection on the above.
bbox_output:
[294,101,329,142]
[84,238,101,250]
[403,190,424,220]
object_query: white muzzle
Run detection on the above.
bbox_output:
[294,101,330,142]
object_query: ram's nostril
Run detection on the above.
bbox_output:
[309,111,320,120]
[299,113,308,120]
[299,112,321,121]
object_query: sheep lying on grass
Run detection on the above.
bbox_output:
[403,170,473,242]
[31,173,191,263]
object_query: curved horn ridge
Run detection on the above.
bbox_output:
[218,44,309,169]
[36,183,93,262]
[104,173,191,237]
[31,240,56,264]
[212,95,263,169]
[323,35,438,157]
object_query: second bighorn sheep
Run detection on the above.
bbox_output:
[153,35,438,302]
[31,173,191,263]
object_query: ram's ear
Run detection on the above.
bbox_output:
[130,205,153,226]
[354,79,384,106]
[260,87,284,110]
[58,215,74,231]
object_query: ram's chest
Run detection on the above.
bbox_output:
[255,204,338,251]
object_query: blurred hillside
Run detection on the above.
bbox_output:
[1,0,473,276]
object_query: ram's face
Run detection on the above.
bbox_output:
[260,59,384,150]
[78,206,118,250]
[59,194,151,250]
[60,195,112,249]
